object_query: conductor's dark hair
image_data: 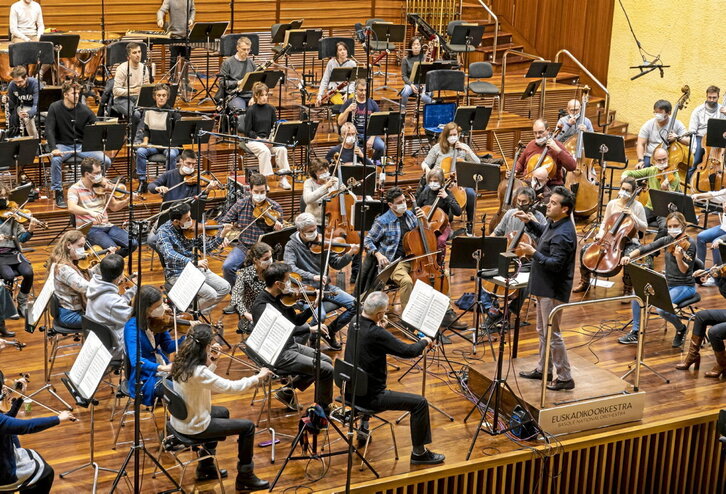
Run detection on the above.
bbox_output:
[99,254,125,283]
[169,202,191,221]
[385,186,405,204]
[551,185,575,215]
[262,262,291,288]
[653,99,672,113]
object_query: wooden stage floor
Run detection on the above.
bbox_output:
[2,194,726,493]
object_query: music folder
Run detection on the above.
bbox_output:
[245,305,295,367]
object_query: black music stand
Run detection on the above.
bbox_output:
[449,23,484,72]
[366,111,402,180]
[455,105,492,147]
[285,28,322,88]
[238,70,285,106]
[340,165,376,196]
[270,19,304,44]
[0,138,40,184]
[705,118,726,148]
[188,22,229,104]
[40,34,80,84]
[8,41,55,82]
[650,189,699,225]
[521,81,541,100]
[582,131,627,228]
[137,83,179,108]
[525,61,562,119]
[370,23,405,92]
[82,124,124,178]
[259,226,296,260]
[456,161,500,234]
[353,200,386,233]
[622,264,672,387]
[274,120,319,216]
[171,118,214,148]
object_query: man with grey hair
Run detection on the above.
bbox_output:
[343,291,445,465]
[283,212,358,350]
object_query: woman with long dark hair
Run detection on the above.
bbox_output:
[170,324,271,489]
[124,285,185,407]
[230,242,272,333]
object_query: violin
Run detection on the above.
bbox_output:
[280,273,334,307]
[182,219,222,239]
[148,307,194,333]
[0,201,47,229]
[309,236,357,255]
[76,245,113,271]
[667,235,693,262]
[581,187,643,278]
[92,180,145,201]
[253,200,283,227]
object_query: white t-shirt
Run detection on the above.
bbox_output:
[689,102,725,137]
[638,117,686,157]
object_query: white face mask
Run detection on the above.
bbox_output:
[654,112,667,123]
[180,166,194,175]
[394,203,407,214]
[655,162,669,170]
[150,304,166,318]
[73,247,86,258]
[318,172,330,181]
[570,113,580,120]
[91,173,103,184]
[535,136,548,146]
[252,193,266,203]
[258,258,272,269]
[281,280,293,294]
[668,228,682,237]
[302,231,318,241]
[447,135,458,145]
[181,219,193,230]
[618,190,631,200]
[345,135,356,146]
[428,182,441,191]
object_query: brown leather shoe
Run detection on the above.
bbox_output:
[572,281,589,293]
[676,336,703,370]
[704,350,726,378]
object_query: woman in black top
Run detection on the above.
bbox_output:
[241,82,291,189]
[620,212,697,347]
[400,36,433,109]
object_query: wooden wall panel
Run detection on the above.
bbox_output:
[0,0,405,39]
[489,0,614,87]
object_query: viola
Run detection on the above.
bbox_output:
[0,201,47,229]
[76,245,113,271]
[253,200,283,227]
[92,180,145,201]
[309,236,356,255]
[148,308,194,333]
[280,272,334,307]
[667,235,693,262]
[182,219,222,239]
[581,187,642,277]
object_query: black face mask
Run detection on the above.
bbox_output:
[707,100,718,109]
[0,199,7,210]
[518,203,531,212]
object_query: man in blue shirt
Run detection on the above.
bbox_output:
[337,79,385,163]
[6,66,39,138]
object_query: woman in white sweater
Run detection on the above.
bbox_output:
[170,324,272,491]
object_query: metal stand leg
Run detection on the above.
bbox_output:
[396,346,454,423]
[620,291,670,387]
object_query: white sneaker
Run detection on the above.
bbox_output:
[279,177,291,190]
[703,276,716,287]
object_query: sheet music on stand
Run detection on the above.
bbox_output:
[245,305,294,367]
[64,332,112,404]
[29,264,55,328]
[401,279,448,338]
[167,262,206,312]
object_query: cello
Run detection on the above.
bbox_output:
[657,85,691,183]
[437,156,468,210]
[524,127,563,181]
[419,176,456,234]
[402,192,448,294]
[580,186,642,277]
[324,162,360,246]
[563,86,599,217]
[690,134,724,193]
[489,140,525,234]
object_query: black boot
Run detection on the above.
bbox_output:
[195,455,227,481]
[0,320,15,338]
[466,222,474,236]
[55,190,67,209]
[235,463,269,492]
[16,292,28,319]
[136,180,148,194]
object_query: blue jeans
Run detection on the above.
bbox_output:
[357,135,386,162]
[57,306,82,329]
[320,286,356,333]
[400,84,432,108]
[696,225,726,265]
[87,225,137,257]
[228,96,249,112]
[464,186,476,223]
[630,284,695,333]
[51,144,112,191]
[135,147,180,179]
[687,136,705,183]
[222,245,248,287]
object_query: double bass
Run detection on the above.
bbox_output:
[690,134,724,193]
[402,192,448,294]
[563,86,599,217]
[580,186,643,277]
[657,85,691,183]
[489,141,525,234]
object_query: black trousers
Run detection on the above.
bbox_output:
[360,390,431,447]
[185,406,256,470]
[4,459,55,493]
[645,207,667,241]
[692,309,726,352]
[0,259,33,294]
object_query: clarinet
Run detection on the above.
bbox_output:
[18,106,25,137]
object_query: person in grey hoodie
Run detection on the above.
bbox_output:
[85,254,137,357]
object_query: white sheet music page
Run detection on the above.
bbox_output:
[261,316,294,366]
[68,332,112,400]
[167,262,206,312]
[29,264,55,327]
[245,305,277,355]
[401,279,449,338]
